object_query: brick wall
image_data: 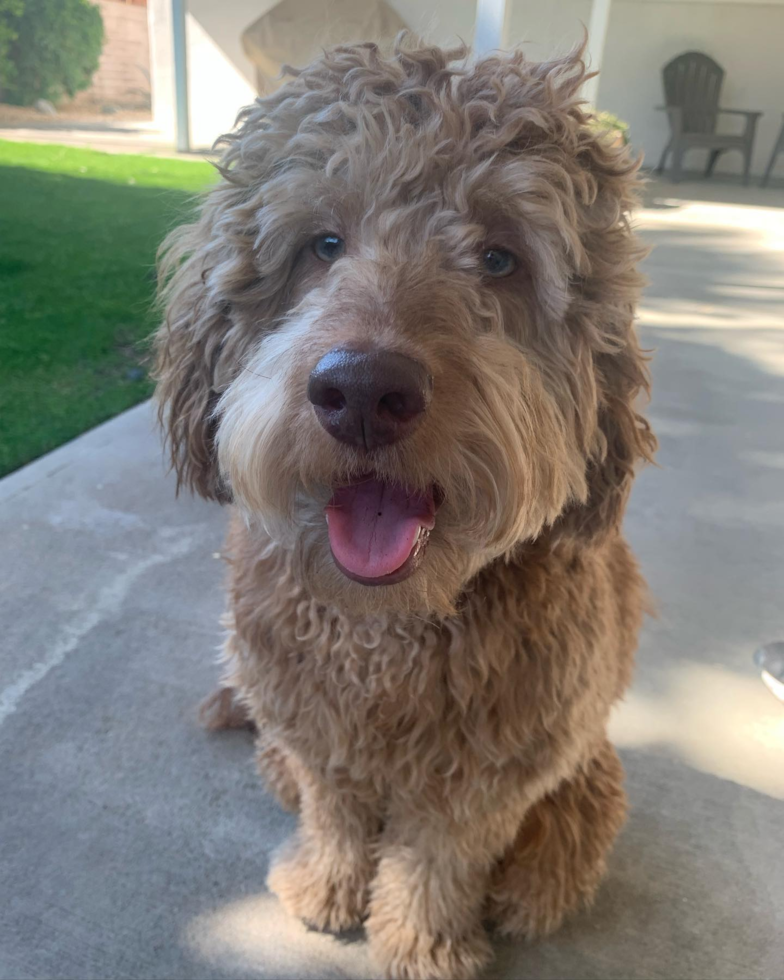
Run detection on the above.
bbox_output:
[69,0,151,110]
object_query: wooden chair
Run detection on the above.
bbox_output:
[656,52,762,184]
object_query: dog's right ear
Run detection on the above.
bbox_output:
[153,221,233,502]
[152,66,331,501]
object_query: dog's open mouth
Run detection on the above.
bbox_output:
[325,476,437,585]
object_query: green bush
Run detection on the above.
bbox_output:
[590,110,630,146]
[3,0,104,106]
[0,0,24,92]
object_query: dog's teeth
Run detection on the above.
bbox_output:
[411,527,430,558]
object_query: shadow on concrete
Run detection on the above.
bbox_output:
[488,748,783,980]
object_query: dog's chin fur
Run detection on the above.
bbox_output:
[153,36,657,980]
[233,509,483,618]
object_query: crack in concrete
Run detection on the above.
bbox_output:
[0,533,194,727]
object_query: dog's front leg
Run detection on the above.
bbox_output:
[366,802,523,980]
[267,760,379,933]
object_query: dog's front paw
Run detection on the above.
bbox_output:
[267,836,370,933]
[367,917,491,980]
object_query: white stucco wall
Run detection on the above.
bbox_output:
[185,0,261,148]
[149,0,269,149]
[148,0,481,147]
[149,0,784,179]
[387,0,478,42]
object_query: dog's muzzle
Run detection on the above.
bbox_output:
[308,346,437,585]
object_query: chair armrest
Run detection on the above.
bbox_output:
[717,108,763,118]
[718,108,762,139]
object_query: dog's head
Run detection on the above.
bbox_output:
[154,40,655,616]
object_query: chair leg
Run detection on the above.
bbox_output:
[742,144,753,186]
[762,133,783,188]
[670,143,685,183]
[761,152,775,188]
[705,149,721,179]
[656,139,671,176]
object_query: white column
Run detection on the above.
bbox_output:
[147,0,175,141]
[583,0,613,107]
[171,0,190,152]
[474,0,509,55]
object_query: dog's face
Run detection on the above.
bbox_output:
[155,42,655,616]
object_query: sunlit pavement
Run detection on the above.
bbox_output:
[1,181,782,980]
[0,124,204,159]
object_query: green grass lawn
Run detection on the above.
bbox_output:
[0,140,216,477]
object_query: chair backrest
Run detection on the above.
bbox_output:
[662,51,724,134]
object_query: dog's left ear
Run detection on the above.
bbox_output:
[562,342,656,542]
[570,122,657,541]
[517,46,657,542]
[469,44,655,545]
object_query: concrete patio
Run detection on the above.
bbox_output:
[1,181,783,980]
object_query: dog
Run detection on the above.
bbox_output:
[154,38,655,980]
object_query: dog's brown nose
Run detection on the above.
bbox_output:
[308,348,432,450]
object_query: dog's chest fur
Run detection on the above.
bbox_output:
[222,512,642,807]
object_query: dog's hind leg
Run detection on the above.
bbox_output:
[487,739,627,940]
[199,686,301,811]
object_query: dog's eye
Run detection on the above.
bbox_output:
[313,234,346,263]
[482,248,516,278]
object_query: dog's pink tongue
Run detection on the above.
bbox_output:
[326,479,435,579]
